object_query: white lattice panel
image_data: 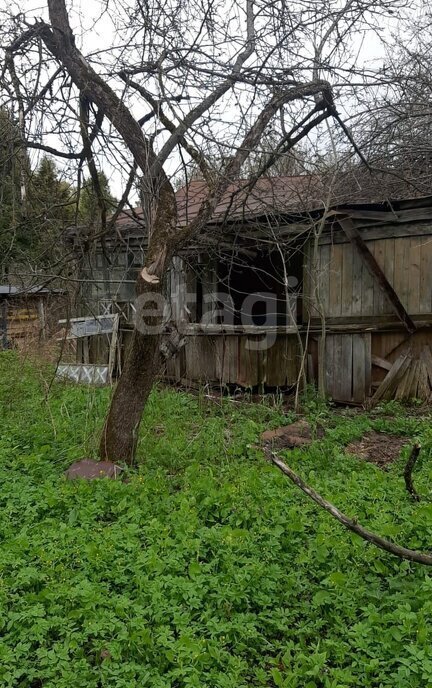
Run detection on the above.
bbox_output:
[56,364,110,385]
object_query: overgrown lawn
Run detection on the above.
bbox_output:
[1,352,432,687]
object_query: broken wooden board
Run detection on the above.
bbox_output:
[371,345,432,404]
[370,353,411,404]
[371,354,393,371]
[421,346,432,387]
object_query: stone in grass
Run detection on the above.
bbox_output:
[65,459,123,480]
[261,419,324,449]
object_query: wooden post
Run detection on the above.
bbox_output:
[0,300,7,349]
[336,215,416,334]
[37,297,47,340]
[83,336,90,364]
[108,314,120,381]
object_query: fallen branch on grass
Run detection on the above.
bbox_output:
[404,443,421,502]
[270,452,432,566]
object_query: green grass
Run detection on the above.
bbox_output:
[2,352,432,687]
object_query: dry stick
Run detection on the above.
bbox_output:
[270,453,432,566]
[404,443,421,502]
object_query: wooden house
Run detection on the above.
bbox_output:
[67,177,432,404]
[0,285,62,348]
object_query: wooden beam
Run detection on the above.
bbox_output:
[319,223,432,246]
[336,215,416,333]
[345,206,432,224]
[371,354,392,371]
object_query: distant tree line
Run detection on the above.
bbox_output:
[0,109,116,281]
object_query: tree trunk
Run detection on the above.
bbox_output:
[99,174,178,464]
[99,325,162,463]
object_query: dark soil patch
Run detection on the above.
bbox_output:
[345,431,410,469]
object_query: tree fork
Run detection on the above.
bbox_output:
[18,0,334,465]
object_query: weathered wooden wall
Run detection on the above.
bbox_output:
[303,222,432,403]
[1,297,43,346]
[81,220,432,402]
[324,333,371,403]
[164,333,301,388]
[309,228,432,320]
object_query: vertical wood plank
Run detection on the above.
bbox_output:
[238,336,258,387]
[286,335,300,385]
[328,244,342,317]
[339,335,353,402]
[318,244,331,317]
[258,343,268,388]
[197,337,217,381]
[324,335,334,397]
[361,242,374,316]
[408,237,421,315]
[302,241,312,320]
[393,237,405,313]
[351,244,363,317]
[372,239,385,315]
[364,332,372,397]
[352,334,365,403]
[382,237,395,315]
[341,244,353,317]
[351,333,371,403]
[221,336,238,384]
[83,336,90,364]
[333,334,344,400]
[401,237,411,311]
[266,335,285,386]
[420,237,432,314]
[214,337,224,383]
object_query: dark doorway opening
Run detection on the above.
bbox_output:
[217,246,303,326]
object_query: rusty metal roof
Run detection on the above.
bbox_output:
[69,174,432,242]
[107,175,322,235]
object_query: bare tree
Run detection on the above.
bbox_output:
[0,0,407,463]
[364,8,432,194]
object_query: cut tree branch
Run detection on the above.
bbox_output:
[270,452,432,566]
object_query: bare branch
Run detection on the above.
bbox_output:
[404,443,422,502]
[271,452,432,567]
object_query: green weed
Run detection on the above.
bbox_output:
[1,352,432,687]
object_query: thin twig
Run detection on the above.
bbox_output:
[404,443,421,502]
[270,452,432,566]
